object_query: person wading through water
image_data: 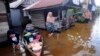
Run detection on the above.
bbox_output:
[46,12,59,37]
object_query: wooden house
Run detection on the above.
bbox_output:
[23,0,81,29]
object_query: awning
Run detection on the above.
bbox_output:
[23,0,64,10]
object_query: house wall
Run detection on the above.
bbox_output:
[0,1,8,42]
[28,5,79,29]
[29,8,59,29]
[10,9,22,26]
[30,10,45,29]
[29,7,75,29]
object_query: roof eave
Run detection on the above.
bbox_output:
[26,4,62,11]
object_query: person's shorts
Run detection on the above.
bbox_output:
[46,22,55,33]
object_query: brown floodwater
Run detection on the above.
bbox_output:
[0,16,100,56]
[40,17,100,56]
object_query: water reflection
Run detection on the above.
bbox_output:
[67,16,100,56]
[67,33,89,48]
[90,16,100,56]
[67,33,96,56]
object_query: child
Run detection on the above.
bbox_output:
[7,29,19,49]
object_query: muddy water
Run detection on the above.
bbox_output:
[40,23,92,56]
[40,17,99,56]
[1,16,100,56]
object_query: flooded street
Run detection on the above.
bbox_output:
[1,16,100,56]
[40,16,100,56]
[0,0,100,56]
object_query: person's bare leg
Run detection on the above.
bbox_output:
[48,33,53,37]
[56,33,59,40]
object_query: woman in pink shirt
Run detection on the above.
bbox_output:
[46,12,56,37]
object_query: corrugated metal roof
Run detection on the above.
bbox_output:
[23,0,64,10]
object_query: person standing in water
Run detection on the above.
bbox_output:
[46,12,56,37]
[82,9,92,23]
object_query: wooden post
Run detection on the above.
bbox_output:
[4,0,13,29]
[56,8,61,40]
